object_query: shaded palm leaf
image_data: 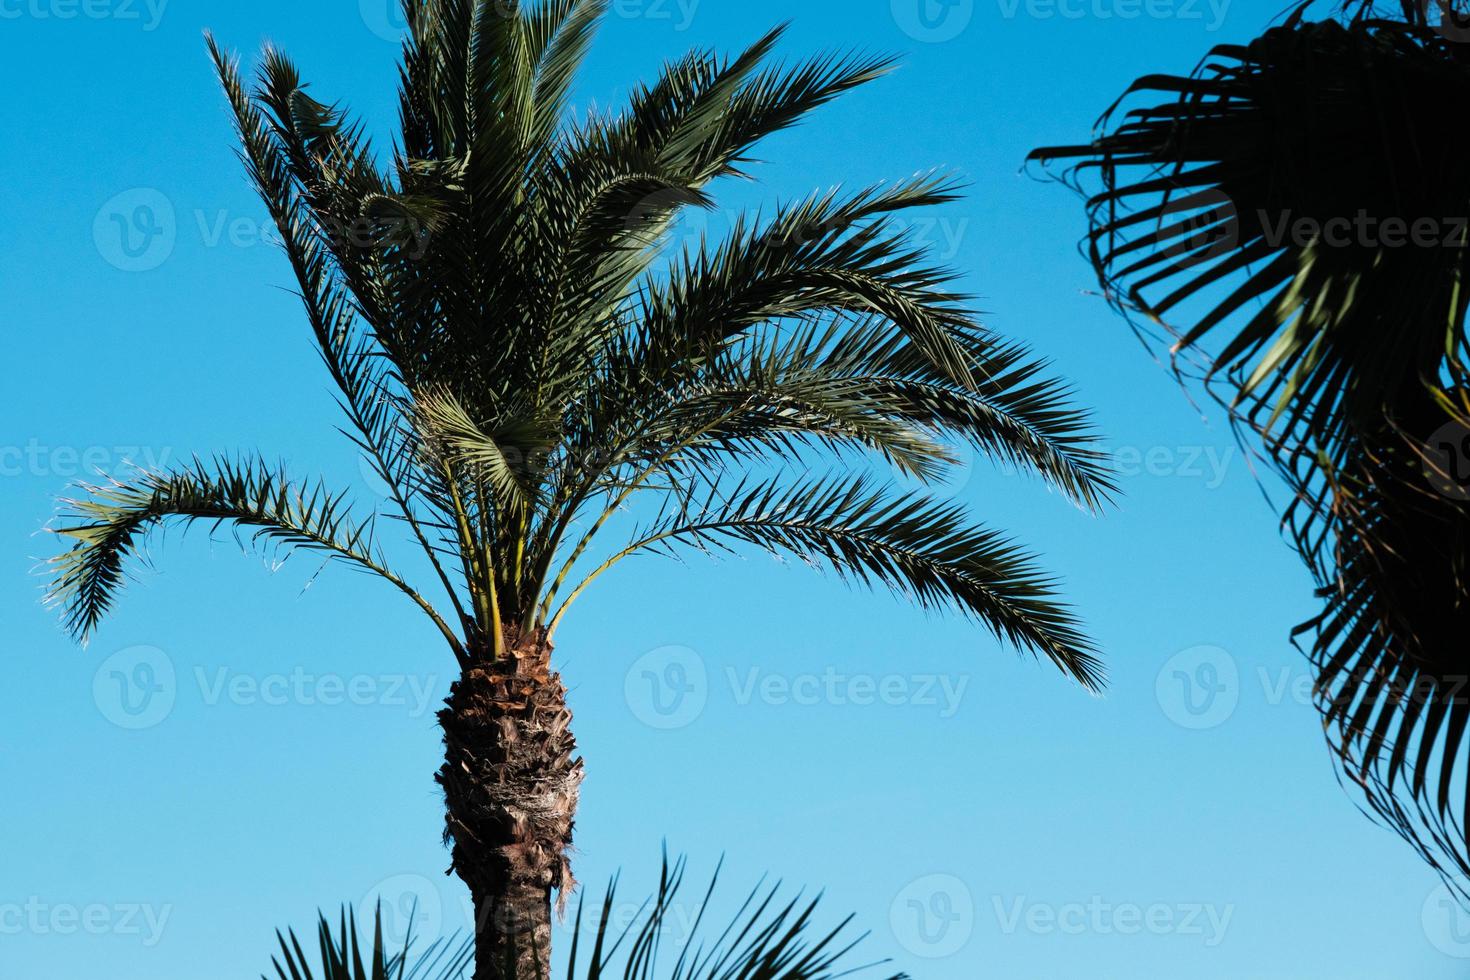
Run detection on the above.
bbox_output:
[1031,8,1470,888]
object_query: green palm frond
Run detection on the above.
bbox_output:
[47,457,463,658]
[1031,8,1470,885]
[548,474,1103,690]
[264,905,472,980]
[269,856,906,980]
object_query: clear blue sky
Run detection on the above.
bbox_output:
[3,1,1466,977]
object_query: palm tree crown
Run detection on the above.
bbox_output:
[50,1,1112,685]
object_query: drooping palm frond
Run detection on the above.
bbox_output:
[46,457,465,658]
[54,1,1111,687]
[549,474,1103,689]
[270,856,906,980]
[1030,8,1470,887]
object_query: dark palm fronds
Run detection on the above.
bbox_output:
[1031,8,1470,889]
[269,857,908,980]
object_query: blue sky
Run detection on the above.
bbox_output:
[3,1,1468,977]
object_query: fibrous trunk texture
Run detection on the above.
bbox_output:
[437,628,582,980]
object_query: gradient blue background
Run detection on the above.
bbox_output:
[4,0,1467,977]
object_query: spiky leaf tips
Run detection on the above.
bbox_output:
[52,0,1111,680]
[1032,7,1470,891]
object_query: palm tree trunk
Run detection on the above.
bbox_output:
[437,627,583,980]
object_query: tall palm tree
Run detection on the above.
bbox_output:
[1031,0,1470,896]
[50,2,1113,976]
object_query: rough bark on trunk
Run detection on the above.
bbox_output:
[437,627,583,980]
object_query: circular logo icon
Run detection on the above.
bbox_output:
[889,874,974,959]
[362,873,444,948]
[1155,645,1239,730]
[358,452,396,500]
[359,0,410,40]
[892,0,975,42]
[624,645,707,730]
[1423,883,1470,957]
[1424,0,1470,42]
[1157,187,1237,271]
[93,645,176,730]
[93,188,176,273]
[1423,420,1470,501]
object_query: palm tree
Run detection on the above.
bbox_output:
[1031,0,1470,896]
[49,2,1113,976]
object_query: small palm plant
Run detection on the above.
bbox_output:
[269,856,904,980]
[50,2,1112,976]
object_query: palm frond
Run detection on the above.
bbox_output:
[1031,11,1470,884]
[47,457,462,657]
[553,474,1104,690]
[270,856,906,980]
